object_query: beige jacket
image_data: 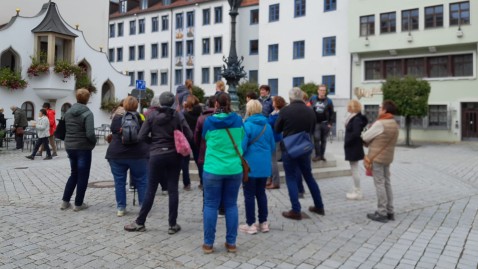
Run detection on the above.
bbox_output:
[362,119,399,165]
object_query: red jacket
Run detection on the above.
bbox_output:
[46,108,56,135]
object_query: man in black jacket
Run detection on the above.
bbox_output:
[274,87,325,220]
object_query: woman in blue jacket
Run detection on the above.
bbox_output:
[239,100,275,234]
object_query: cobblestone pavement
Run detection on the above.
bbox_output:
[0,141,477,269]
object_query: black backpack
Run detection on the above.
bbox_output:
[120,112,140,144]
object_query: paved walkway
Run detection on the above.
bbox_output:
[0,141,477,269]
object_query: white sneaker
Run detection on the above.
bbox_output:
[346,188,363,200]
[117,209,125,217]
[257,221,270,233]
[239,224,257,234]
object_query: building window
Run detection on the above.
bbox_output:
[213,67,222,82]
[365,61,382,80]
[450,1,470,26]
[161,42,168,58]
[324,0,336,12]
[429,56,448,77]
[120,0,127,13]
[380,12,396,33]
[402,9,419,32]
[129,46,135,61]
[249,70,258,83]
[250,40,259,55]
[360,15,375,36]
[160,71,168,85]
[322,75,335,95]
[453,54,473,77]
[140,0,148,10]
[214,37,222,53]
[116,47,123,62]
[162,15,169,31]
[268,44,279,62]
[425,5,443,28]
[203,9,210,25]
[176,13,183,29]
[215,7,223,23]
[129,72,135,86]
[250,9,259,24]
[322,36,336,56]
[175,41,183,57]
[364,105,379,123]
[202,38,210,54]
[384,60,401,78]
[163,0,171,5]
[117,22,124,36]
[429,105,447,127]
[21,102,34,121]
[137,71,144,81]
[109,24,115,38]
[108,48,115,62]
[187,11,195,27]
[295,0,306,17]
[175,69,183,85]
[186,69,194,81]
[129,20,136,35]
[138,45,145,60]
[293,41,305,59]
[151,43,158,59]
[269,4,280,22]
[138,19,145,33]
[151,71,158,86]
[406,58,425,77]
[202,67,210,84]
[152,17,159,32]
[268,79,279,96]
[186,40,194,56]
[293,77,304,87]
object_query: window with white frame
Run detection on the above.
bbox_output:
[202,67,210,84]
[151,71,158,86]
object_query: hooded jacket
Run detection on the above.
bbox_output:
[139,107,193,156]
[64,103,96,150]
[194,108,215,165]
[242,114,275,178]
[174,85,190,111]
[202,112,244,175]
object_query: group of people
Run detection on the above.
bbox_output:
[47,80,399,254]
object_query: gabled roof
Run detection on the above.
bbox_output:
[31,2,77,37]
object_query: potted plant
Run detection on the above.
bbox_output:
[75,72,97,94]
[27,52,50,77]
[54,60,81,79]
[0,67,28,90]
[100,99,121,112]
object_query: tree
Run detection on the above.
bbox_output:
[300,82,319,99]
[192,86,205,103]
[382,76,431,146]
[237,81,259,111]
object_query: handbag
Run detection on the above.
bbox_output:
[15,126,24,136]
[54,118,66,140]
[174,122,192,156]
[363,133,397,177]
[225,128,250,183]
[282,131,313,159]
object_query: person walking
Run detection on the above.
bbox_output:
[37,102,57,157]
[124,92,193,234]
[60,88,96,211]
[181,95,202,191]
[275,87,325,220]
[362,100,399,223]
[309,84,334,162]
[201,93,244,254]
[266,96,286,189]
[344,100,368,200]
[106,96,149,217]
[239,100,275,234]
[10,105,28,150]
[25,109,52,160]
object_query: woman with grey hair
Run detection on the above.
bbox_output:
[144,95,161,118]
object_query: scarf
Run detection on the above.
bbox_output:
[377,113,394,120]
[344,113,357,127]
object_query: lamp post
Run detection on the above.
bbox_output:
[222,0,246,111]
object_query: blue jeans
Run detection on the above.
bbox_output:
[203,171,242,246]
[243,177,268,226]
[181,155,191,187]
[282,151,324,213]
[108,159,148,210]
[62,150,92,206]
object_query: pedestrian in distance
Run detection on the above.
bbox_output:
[266,96,286,190]
[181,95,202,191]
[10,105,28,150]
[25,109,52,160]
[0,107,7,148]
[258,85,274,117]
[310,84,334,162]
[194,96,216,190]
[37,102,58,157]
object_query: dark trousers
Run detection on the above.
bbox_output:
[62,150,92,206]
[31,137,51,157]
[136,152,182,226]
[314,122,330,158]
[243,177,268,225]
[15,129,25,149]
[181,155,191,187]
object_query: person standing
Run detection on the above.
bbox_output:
[258,85,273,117]
[0,107,6,148]
[214,80,226,96]
[194,96,216,190]
[344,100,368,200]
[60,88,96,211]
[10,105,28,150]
[25,109,52,160]
[181,95,202,191]
[309,84,334,162]
[266,96,286,189]
[124,92,192,234]
[239,100,275,234]
[275,87,325,220]
[37,102,58,157]
[106,96,149,217]
[201,93,244,254]
[362,100,399,223]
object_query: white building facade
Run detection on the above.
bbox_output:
[349,0,478,142]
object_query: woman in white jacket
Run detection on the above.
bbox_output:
[26,109,52,160]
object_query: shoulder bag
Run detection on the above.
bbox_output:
[282,131,313,159]
[363,133,397,176]
[54,117,66,140]
[226,128,250,183]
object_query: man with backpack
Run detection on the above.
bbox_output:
[309,84,335,162]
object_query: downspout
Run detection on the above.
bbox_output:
[349,54,353,100]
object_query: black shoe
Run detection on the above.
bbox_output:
[168,224,181,234]
[367,212,389,223]
[43,156,52,160]
[36,152,42,157]
[309,206,325,216]
[321,157,327,162]
[298,192,305,199]
[312,156,321,162]
[387,213,395,221]
[282,210,302,220]
[25,155,34,160]
[52,152,58,157]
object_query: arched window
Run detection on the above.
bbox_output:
[101,80,115,103]
[61,103,71,117]
[21,102,35,121]
[0,47,21,72]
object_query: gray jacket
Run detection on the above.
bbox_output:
[64,103,96,150]
[13,108,28,128]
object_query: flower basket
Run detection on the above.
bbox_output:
[54,60,81,79]
[0,68,28,90]
[27,62,50,77]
